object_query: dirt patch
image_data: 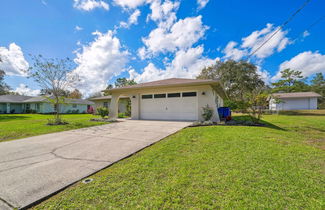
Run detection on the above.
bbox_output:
[305,138,325,150]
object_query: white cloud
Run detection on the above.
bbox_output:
[197,0,209,9]
[223,23,291,61]
[14,84,40,96]
[119,9,141,28]
[272,51,325,81]
[0,43,29,76]
[241,23,290,59]
[302,30,310,38]
[223,41,247,61]
[147,0,179,28]
[73,30,129,96]
[75,25,83,31]
[73,0,109,11]
[130,46,216,82]
[140,16,208,58]
[113,0,148,9]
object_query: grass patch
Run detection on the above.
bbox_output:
[35,112,325,209]
[0,114,107,142]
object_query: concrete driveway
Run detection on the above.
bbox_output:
[0,120,191,209]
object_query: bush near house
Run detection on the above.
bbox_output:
[97,107,109,118]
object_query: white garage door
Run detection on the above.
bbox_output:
[140,92,198,121]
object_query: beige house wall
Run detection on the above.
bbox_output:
[115,85,223,122]
[91,98,129,114]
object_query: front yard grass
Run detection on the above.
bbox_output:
[35,110,325,209]
[0,114,107,142]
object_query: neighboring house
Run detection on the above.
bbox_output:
[0,95,94,114]
[88,95,129,114]
[104,78,226,122]
[269,92,321,111]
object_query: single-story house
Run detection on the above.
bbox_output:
[104,78,226,122]
[0,95,94,114]
[88,95,129,114]
[269,92,322,111]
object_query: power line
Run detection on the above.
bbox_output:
[292,15,325,42]
[247,0,312,59]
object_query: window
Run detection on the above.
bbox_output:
[142,94,153,99]
[72,104,77,108]
[154,94,166,98]
[182,92,197,97]
[167,93,181,98]
[36,103,40,110]
[103,102,108,107]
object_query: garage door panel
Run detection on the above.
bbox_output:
[140,93,197,121]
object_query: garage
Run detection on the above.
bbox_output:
[140,92,198,121]
[105,78,226,122]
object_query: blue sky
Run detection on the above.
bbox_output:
[0,0,324,96]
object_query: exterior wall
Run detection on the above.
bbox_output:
[91,98,128,114]
[39,103,88,113]
[126,85,221,122]
[0,103,7,113]
[269,97,318,111]
[8,104,23,113]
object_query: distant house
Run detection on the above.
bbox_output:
[269,92,322,111]
[0,95,94,114]
[88,95,129,114]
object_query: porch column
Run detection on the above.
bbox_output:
[109,94,120,119]
[6,103,10,114]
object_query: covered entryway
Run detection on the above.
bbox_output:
[140,92,198,121]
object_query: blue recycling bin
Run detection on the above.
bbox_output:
[218,107,231,118]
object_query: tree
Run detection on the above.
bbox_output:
[115,77,137,88]
[271,69,308,93]
[0,56,11,95]
[311,73,325,108]
[88,92,102,99]
[68,89,82,99]
[197,60,267,122]
[197,60,265,102]
[26,55,79,124]
[39,88,70,97]
[0,70,10,95]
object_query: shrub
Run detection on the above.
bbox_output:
[47,117,68,125]
[118,113,126,118]
[202,105,213,121]
[97,107,109,118]
[66,110,72,114]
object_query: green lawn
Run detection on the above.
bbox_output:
[0,114,107,142]
[35,111,325,209]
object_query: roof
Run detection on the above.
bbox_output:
[105,78,219,93]
[0,95,33,103]
[89,95,129,101]
[271,92,322,99]
[0,95,94,105]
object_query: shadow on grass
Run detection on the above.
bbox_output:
[0,115,31,122]
[278,110,325,116]
[232,115,286,131]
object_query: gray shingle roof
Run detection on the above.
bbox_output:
[0,95,33,103]
[0,95,94,105]
[271,92,322,99]
[106,78,218,92]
